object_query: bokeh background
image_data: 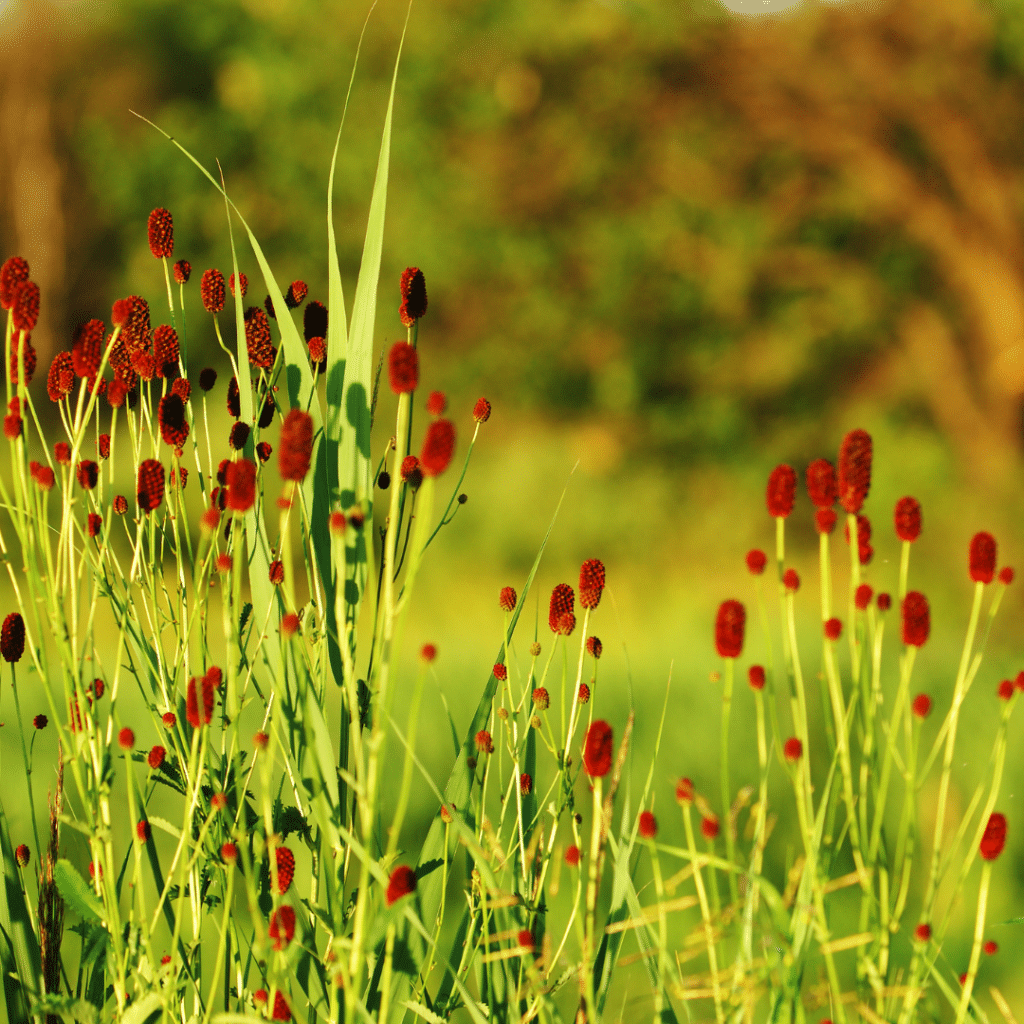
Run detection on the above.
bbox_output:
[2,0,1024,1014]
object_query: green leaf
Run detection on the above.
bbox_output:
[0,793,42,1004]
[54,859,104,923]
[121,992,162,1024]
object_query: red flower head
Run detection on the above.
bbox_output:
[154,324,179,375]
[173,259,191,284]
[980,812,1007,860]
[746,549,767,574]
[895,497,922,542]
[715,600,745,658]
[221,842,237,863]
[118,727,134,750]
[969,532,997,584]
[499,586,517,612]
[493,663,507,681]
[984,940,999,955]
[784,737,803,762]
[766,464,797,518]
[877,592,892,612]
[3,412,21,440]
[583,720,614,778]
[98,433,111,459]
[162,712,176,728]
[579,558,606,610]
[998,679,1014,701]
[286,280,308,308]
[421,419,455,476]
[278,409,314,482]
[148,746,165,769]
[0,256,29,309]
[281,613,299,638]
[256,441,272,464]
[71,319,105,377]
[54,442,71,466]
[47,352,75,402]
[565,845,581,867]
[748,665,766,690]
[158,393,189,449]
[824,617,842,640]
[676,778,694,805]
[253,731,269,750]
[226,375,240,419]
[519,772,532,795]
[112,294,151,350]
[844,514,873,565]
[229,272,248,298]
[186,677,200,728]
[806,459,838,508]
[421,644,436,662]
[1,613,25,662]
[77,460,99,491]
[226,460,257,513]
[275,846,295,893]
[915,923,932,943]
[137,459,165,513]
[136,820,151,842]
[902,592,930,647]
[1000,566,1014,585]
[855,584,873,610]
[33,714,47,729]
[701,815,720,840]
[198,367,217,392]
[549,584,576,636]
[14,844,29,868]
[106,375,128,409]
[87,513,102,539]
[229,422,250,452]
[272,992,291,1022]
[386,864,417,905]
[9,335,36,384]
[474,730,494,754]
[638,811,657,839]
[329,511,346,534]
[308,336,326,373]
[12,280,40,332]
[269,560,284,585]
[399,267,428,326]
[586,636,602,658]
[147,208,174,258]
[473,397,491,423]
[838,428,872,513]
[783,569,800,593]
[532,687,550,710]
[578,682,591,703]
[426,390,446,416]
[200,269,226,314]
[244,306,274,369]
[388,341,418,394]
[35,466,55,491]
[269,905,296,950]
[815,508,838,535]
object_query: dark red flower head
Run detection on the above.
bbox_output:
[583,720,614,778]
[999,566,1014,585]
[137,459,165,513]
[894,497,922,542]
[47,352,75,402]
[12,280,40,332]
[519,772,532,795]
[0,256,29,309]
[227,376,240,418]
[844,514,873,565]
[748,665,765,690]
[579,558,605,609]
[308,336,326,372]
[420,419,455,476]
[701,815,719,840]
[715,600,745,658]
[136,820,151,842]
[1,613,25,662]
[71,319,105,377]
[532,686,550,710]
[286,280,308,308]
[244,306,274,369]
[113,495,128,515]
[76,460,99,491]
[838,429,872,514]
[586,635,602,658]
[269,560,284,585]
[271,992,291,1022]
[638,810,657,839]
[474,730,494,754]
[147,208,174,258]
[386,864,417,905]
[269,905,296,950]
[426,390,446,416]
[473,397,491,423]
[14,844,29,868]
[154,324,179,375]
[499,586,517,612]
[855,584,873,610]
[565,845,580,866]
[980,812,1007,861]
[969,532,997,584]
[806,459,838,508]
[230,272,248,298]
[158,393,189,449]
[783,569,800,592]
[87,513,102,538]
[303,300,327,341]
[784,737,803,762]
[766,464,797,518]
[148,746,165,769]
[112,294,150,349]
[915,923,932,943]
[388,342,418,394]
[399,267,428,326]
[877,592,892,612]
[746,549,767,575]
[275,846,295,893]
[226,460,257,513]
[815,508,838,535]
[199,367,217,392]
[549,584,576,635]
[901,592,930,647]
[9,335,36,384]
[278,409,314,482]
[824,618,842,640]
[676,778,694,804]
[173,259,191,284]
[256,440,272,463]
[998,679,1014,701]
[229,422,250,452]
[912,693,932,719]
[200,269,226,314]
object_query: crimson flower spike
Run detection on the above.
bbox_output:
[766,464,796,518]
[579,558,605,609]
[838,429,872,514]
[715,600,745,659]
[805,458,838,509]
[969,532,997,584]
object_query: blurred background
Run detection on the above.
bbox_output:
[2,0,1024,1012]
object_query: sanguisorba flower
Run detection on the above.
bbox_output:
[226,460,257,513]
[838,428,872,514]
[154,324,179,375]
[549,583,576,636]
[244,306,274,369]
[586,636,602,658]
[273,846,295,894]
[14,844,29,868]
[399,267,428,326]
[200,269,226,314]
[532,687,550,710]
[278,409,314,482]
[1,612,25,662]
[137,459,165,513]
[158,393,189,448]
[173,260,191,284]
[824,617,842,640]
[638,811,657,839]
[902,591,930,647]
[980,812,1007,860]
[71,319,105,378]
[912,693,932,719]
[388,341,418,394]
[269,905,296,950]
[748,665,765,690]
[230,272,248,298]
[579,558,606,609]
[420,419,455,476]
[147,208,174,259]
[806,458,838,508]
[474,730,494,754]
[715,600,745,658]
[583,720,614,778]
[386,864,417,905]
[894,497,922,542]
[286,279,308,308]
[0,256,29,309]
[766,464,797,518]
[784,737,803,763]
[473,397,491,422]
[12,280,40,332]
[303,300,327,341]
[783,568,800,593]
[969,532,997,584]
[499,586,517,612]
[147,746,165,769]
[746,549,767,574]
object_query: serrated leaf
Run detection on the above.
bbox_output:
[121,992,163,1024]
[54,859,104,924]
